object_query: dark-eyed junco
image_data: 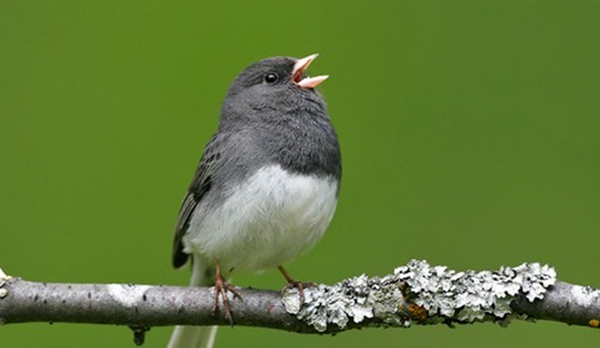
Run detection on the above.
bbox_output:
[168,54,341,348]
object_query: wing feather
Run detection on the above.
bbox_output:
[172,134,223,268]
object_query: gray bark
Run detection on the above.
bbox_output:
[1,260,599,340]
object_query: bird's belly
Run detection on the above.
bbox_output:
[185,165,338,271]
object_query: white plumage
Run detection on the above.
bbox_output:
[184,164,338,272]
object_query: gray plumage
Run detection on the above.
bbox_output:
[172,56,341,269]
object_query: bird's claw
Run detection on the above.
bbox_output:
[282,280,316,305]
[213,275,242,325]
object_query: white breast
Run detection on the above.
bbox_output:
[184,165,338,271]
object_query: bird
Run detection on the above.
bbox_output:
[167,54,341,348]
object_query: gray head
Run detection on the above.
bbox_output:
[216,54,341,182]
[219,54,330,131]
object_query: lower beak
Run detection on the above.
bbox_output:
[292,54,329,89]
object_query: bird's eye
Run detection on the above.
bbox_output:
[264,73,278,84]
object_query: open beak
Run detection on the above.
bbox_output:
[292,53,329,89]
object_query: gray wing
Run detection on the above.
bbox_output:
[172,133,224,268]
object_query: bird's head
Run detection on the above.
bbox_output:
[220,54,329,128]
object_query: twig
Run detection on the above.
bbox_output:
[0,260,598,336]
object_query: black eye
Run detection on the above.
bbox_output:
[264,73,278,84]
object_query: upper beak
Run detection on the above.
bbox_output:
[292,53,329,89]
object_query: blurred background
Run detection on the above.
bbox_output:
[1,1,599,347]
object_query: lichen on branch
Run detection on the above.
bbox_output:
[283,259,558,331]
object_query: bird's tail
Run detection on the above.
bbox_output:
[167,259,217,348]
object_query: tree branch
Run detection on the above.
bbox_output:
[1,260,599,342]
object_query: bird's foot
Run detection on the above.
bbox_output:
[281,279,316,305]
[213,264,242,325]
[277,265,315,305]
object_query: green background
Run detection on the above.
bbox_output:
[1,1,599,347]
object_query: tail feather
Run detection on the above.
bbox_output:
[167,258,217,348]
[167,325,217,348]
